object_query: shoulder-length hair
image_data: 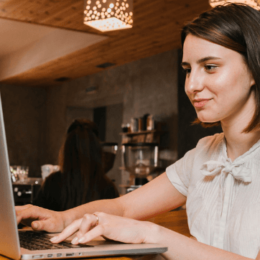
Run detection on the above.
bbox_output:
[181,3,260,132]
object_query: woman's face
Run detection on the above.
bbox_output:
[182,34,255,125]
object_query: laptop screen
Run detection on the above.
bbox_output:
[0,94,21,259]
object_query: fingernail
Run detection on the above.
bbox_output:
[32,222,38,229]
[50,236,58,243]
[78,237,85,243]
[71,237,79,244]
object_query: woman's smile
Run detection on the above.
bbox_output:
[193,98,212,108]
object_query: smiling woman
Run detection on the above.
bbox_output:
[181,4,260,132]
[15,3,260,260]
[182,35,255,128]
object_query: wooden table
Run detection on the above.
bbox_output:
[0,210,189,260]
[147,209,190,237]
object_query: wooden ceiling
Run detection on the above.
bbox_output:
[0,0,210,87]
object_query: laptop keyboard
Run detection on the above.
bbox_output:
[19,231,92,251]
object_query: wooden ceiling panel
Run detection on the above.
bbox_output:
[0,0,210,86]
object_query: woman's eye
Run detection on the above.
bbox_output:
[205,65,217,72]
[182,68,191,75]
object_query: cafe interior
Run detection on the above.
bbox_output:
[0,0,236,257]
[1,0,224,194]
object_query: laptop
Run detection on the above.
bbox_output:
[0,94,167,260]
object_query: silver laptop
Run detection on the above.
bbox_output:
[0,94,167,260]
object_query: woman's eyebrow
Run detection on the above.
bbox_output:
[197,56,221,63]
[181,61,190,67]
[181,56,221,67]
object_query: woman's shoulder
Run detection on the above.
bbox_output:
[196,132,224,151]
[44,171,62,185]
[190,132,225,163]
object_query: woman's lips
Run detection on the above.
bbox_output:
[193,99,211,108]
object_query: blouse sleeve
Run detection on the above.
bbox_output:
[166,148,196,197]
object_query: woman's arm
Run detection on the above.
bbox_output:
[66,172,186,221]
[154,226,250,260]
[51,212,250,260]
[16,173,186,232]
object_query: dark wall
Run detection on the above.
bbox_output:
[0,84,46,176]
[177,50,222,159]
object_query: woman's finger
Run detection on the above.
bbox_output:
[72,213,100,244]
[76,213,150,245]
[16,205,64,232]
[78,214,99,236]
[15,204,34,224]
[77,224,104,244]
[50,218,82,243]
[15,204,33,212]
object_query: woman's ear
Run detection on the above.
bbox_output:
[250,77,255,88]
[249,70,255,88]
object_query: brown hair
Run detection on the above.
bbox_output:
[58,119,117,209]
[181,3,260,132]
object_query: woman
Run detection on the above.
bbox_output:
[33,119,119,211]
[16,4,260,259]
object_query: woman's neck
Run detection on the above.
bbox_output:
[221,93,260,161]
[223,127,260,161]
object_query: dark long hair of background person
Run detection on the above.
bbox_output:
[34,119,119,211]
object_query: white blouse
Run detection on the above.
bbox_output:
[166,133,260,258]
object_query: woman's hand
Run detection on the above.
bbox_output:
[16,204,66,232]
[50,212,159,245]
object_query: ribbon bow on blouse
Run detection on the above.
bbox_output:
[200,158,252,183]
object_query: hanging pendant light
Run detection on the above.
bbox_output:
[84,0,133,32]
[209,0,260,9]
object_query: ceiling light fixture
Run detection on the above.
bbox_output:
[83,0,133,32]
[209,0,260,9]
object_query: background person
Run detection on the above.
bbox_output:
[17,4,260,259]
[33,119,119,211]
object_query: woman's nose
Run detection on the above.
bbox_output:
[185,71,204,95]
